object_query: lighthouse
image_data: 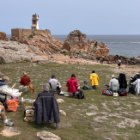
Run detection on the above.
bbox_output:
[31,13,39,30]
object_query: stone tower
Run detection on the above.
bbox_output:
[31,13,39,30]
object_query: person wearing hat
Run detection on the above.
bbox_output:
[20,71,31,86]
[109,75,119,91]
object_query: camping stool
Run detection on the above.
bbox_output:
[49,82,60,94]
[36,122,57,130]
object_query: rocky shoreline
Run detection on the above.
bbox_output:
[0,31,140,65]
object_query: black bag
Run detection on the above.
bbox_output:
[0,93,7,109]
[77,90,85,99]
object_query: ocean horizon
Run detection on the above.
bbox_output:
[7,34,140,58]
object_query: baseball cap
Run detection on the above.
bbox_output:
[23,71,27,74]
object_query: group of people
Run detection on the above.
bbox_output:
[0,68,140,127]
[0,71,82,126]
[108,73,140,95]
[0,71,31,126]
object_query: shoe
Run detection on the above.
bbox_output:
[4,120,14,127]
[7,118,12,122]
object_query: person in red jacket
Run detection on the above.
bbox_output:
[20,71,31,86]
[66,74,79,97]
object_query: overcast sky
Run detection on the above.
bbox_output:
[0,0,140,35]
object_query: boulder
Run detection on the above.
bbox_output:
[63,30,109,59]
[59,110,66,116]
[36,131,61,140]
[0,32,8,41]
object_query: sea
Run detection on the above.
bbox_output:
[7,35,140,58]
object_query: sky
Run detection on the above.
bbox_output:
[0,0,140,35]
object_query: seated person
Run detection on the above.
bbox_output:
[90,70,99,89]
[66,74,79,97]
[48,75,62,94]
[0,102,14,126]
[34,83,60,125]
[34,83,54,105]
[118,73,127,89]
[109,75,119,91]
[132,74,140,95]
[20,71,31,86]
[0,76,22,100]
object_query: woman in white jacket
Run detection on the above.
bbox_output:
[0,76,22,100]
[133,75,140,95]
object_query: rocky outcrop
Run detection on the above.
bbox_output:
[11,32,64,55]
[0,32,8,41]
[107,55,140,65]
[63,30,109,58]
[0,41,55,63]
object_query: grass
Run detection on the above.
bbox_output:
[0,62,140,140]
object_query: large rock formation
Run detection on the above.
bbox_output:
[11,31,64,55]
[0,32,8,41]
[63,30,109,58]
[0,41,55,63]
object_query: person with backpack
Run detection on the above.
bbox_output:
[0,76,22,100]
[90,70,99,89]
[0,102,14,126]
[66,74,79,97]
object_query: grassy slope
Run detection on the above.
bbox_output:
[0,62,140,140]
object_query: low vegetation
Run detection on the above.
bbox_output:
[0,62,140,140]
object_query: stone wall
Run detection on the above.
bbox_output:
[11,29,51,40]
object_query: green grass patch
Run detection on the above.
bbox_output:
[0,62,140,139]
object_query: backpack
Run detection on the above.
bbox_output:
[29,84,35,93]
[82,81,92,90]
[24,106,35,122]
[77,90,85,99]
[7,99,19,112]
[118,89,127,96]
[102,89,113,96]
[0,93,7,109]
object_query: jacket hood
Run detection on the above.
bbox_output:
[71,77,76,80]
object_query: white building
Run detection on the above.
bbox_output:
[31,13,39,30]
